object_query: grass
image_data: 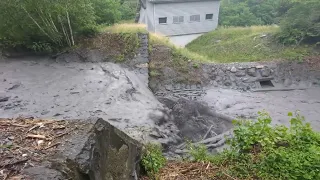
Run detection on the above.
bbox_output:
[103,23,148,34]
[103,23,209,62]
[186,25,315,63]
[102,23,209,84]
[149,33,209,62]
[104,24,316,63]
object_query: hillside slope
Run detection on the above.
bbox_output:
[186,26,317,63]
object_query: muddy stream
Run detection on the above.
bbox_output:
[1,56,320,155]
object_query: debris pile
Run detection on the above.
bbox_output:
[140,161,236,180]
[0,117,84,179]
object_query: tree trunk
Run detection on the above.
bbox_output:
[23,7,55,43]
[66,11,75,46]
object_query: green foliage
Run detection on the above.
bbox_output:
[29,42,53,53]
[119,1,137,21]
[219,0,302,27]
[115,54,125,62]
[220,0,320,46]
[149,70,161,77]
[0,0,122,51]
[92,0,121,25]
[121,33,140,56]
[189,111,320,180]
[189,144,210,162]
[277,0,320,45]
[219,2,262,26]
[192,63,199,69]
[141,144,167,177]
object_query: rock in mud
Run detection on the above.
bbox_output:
[235,70,246,77]
[8,83,21,90]
[247,68,257,77]
[260,67,271,77]
[0,96,10,102]
[256,65,264,69]
[230,67,237,73]
[224,80,232,86]
[41,110,50,115]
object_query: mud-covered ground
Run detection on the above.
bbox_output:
[0,56,163,141]
[1,55,320,145]
[201,88,320,131]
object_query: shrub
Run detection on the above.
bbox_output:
[93,0,121,25]
[141,144,166,177]
[0,0,122,51]
[277,0,320,45]
[219,2,262,27]
[119,1,137,21]
[190,111,320,180]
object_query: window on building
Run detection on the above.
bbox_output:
[190,15,200,22]
[206,14,214,20]
[173,16,184,24]
[159,17,167,24]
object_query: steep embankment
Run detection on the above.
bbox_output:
[186,26,318,63]
[104,24,210,90]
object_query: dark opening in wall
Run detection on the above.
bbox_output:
[259,80,274,88]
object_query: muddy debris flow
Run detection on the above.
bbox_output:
[1,47,320,179]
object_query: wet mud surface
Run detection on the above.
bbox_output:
[0,57,162,141]
[201,88,320,131]
[1,56,320,149]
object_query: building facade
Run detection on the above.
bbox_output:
[138,0,220,46]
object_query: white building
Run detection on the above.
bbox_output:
[137,0,220,46]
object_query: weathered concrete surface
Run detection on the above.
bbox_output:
[169,33,203,47]
[22,118,142,180]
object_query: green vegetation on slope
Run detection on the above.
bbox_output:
[277,0,320,45]
[220,0,320,45]
[0,0,137,52]
[186,26,315,63]
[104,24,208,83]
[142,112,320,180]
[191,112,320,180]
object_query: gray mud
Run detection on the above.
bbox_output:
[201,88,320,131]
[1,55,320,155]
[0,57,162,141]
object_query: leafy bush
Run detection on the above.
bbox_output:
[219,0,296,27]
[0,0,122,51]
[119,1,137,21]
[219,2,262,27]
[92,0,121,25]
[189,144,210,162]
[277,0,320,45]
[190,111,320,180]
[141,144,166,177]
